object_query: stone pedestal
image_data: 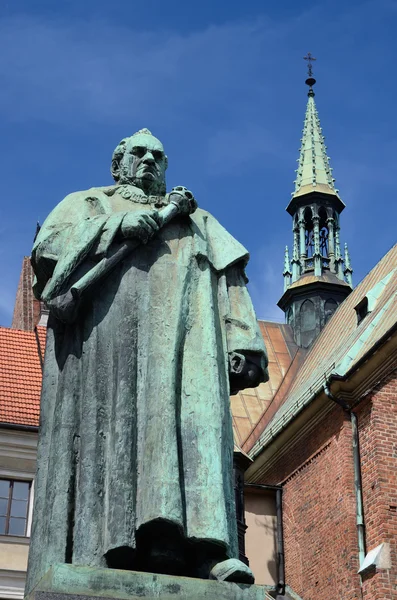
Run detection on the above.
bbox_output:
[26,564,274,600]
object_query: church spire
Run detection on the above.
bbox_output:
[293,54,338,199]
[278,56,353,349]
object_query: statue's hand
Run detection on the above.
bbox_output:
[120,209,160,243]
[229,352,262,394]
[168,186,197,216]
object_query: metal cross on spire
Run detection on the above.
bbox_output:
[304,52,316,77]
[304,52,317,95]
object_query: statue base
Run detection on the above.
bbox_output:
[26,564,274,600]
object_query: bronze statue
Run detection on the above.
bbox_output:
[26,129,268,593]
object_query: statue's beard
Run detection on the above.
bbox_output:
[118,162,166,196]
[131,175,166,196]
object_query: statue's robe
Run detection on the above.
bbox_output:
[26,185,267,593]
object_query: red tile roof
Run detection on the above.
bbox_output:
[0,326,45,427]
[232,321,299,446]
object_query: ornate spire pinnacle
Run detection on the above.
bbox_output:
[283,246,291,273]
[344,242,353,286]
[291,232,300,282]
[283,246,291,291]
[293,56,339,199]
[344,242,351,269]
[292,235,299,262]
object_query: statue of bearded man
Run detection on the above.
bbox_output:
[26,129,268,593]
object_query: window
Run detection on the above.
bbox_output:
[300,299,316,348]
[355,297,369,325]
[318,207,329,258]
[304,207,314,258]
[0,479,31,536]
[324,298,338,323]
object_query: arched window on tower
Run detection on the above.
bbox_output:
[324,298,338,323]
[318,207,329,258]
[300,299,316,348]
[304,207,314,258]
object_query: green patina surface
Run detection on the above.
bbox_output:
[26,130,268,595]
[293,90,338,197]
[28,564,273,600]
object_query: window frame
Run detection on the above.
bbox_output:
[355,297,369,325]
[0,478,32,537]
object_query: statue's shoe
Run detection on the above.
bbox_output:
[210,558,255,584]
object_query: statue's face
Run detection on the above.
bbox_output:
[115,133,167,194]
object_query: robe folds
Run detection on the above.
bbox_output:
[26,185,268,593]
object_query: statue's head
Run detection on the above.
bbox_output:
[111,129,168,195]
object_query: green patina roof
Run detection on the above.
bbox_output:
[293,91,339,199]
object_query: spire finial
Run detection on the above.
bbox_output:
[283,246,292,291]
[304,52,316,96]
[283,246,291,273]
[344,242,352,269]
[344,242,353,286]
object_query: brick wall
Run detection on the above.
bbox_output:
[11,257,41,331]
[262,403,362,600]
[257,368,397,600]
[357,368,397,600]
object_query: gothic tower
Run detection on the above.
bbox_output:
[278,58,353,348]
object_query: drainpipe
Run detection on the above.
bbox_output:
[324,384,366,567]
[275,487,285,598]
[0,422,39,433]
[351,412,366,567]
[245,484,285,596]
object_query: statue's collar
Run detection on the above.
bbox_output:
[101,184,169,207]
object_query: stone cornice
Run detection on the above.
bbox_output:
[0,569,26,600]
[0,430,37,463]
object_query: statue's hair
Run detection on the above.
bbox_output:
[111,138,129,182]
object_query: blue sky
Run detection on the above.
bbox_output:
[1,0,397,326]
